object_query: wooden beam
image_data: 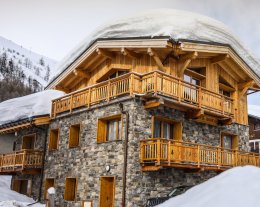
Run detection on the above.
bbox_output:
[211,54,229,64]
[225,59,247,81]
[82,55,100,69]
[147,48,165,72]
[218,62,242,82]
[121,48,141,59]
[187,109,204,119]
[96,48,114,59]
[238,80,254,98]
[177,51,198,77]
[55,85,70,93]
[73,69,90,79]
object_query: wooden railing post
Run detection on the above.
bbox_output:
[217,147,221,169]
[177,79,181,102]
[167,140,171,165]
[154,72,158,94]
[235,150,238,167]
[140,141,144,163]
[157,139,161,166]
[87,88,91,108]
[198,87,202,108]
[129,74,134,96]
[13,152,16,171]
[22,150,26,170]
[222,96,225,115]
[107,80,111,102]
[69,95,73,113]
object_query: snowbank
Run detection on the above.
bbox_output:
[50,9,260,84]
[158,166,260,207]
[0,90,64,125]
[248,105,260,118]
[0,176,44,207]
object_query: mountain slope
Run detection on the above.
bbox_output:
[0,35,56,87]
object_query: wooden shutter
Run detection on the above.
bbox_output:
[12,180,21,193]
[22,135,35,149]
[69,125,80,147]
[44,178,55,199]
[97,120,106,143]
[174,122,182,141]
[49,129,59,150]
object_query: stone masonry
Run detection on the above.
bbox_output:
[43,97,249,207]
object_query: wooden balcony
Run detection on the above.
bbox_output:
[51,71,234,118]
[0,150,43,174]
[140,139,260,171]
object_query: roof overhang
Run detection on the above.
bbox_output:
[0,115,50,134]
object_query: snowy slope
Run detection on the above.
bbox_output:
[0,176,44,207]
[158,166,260,207]
[0,90,64,125]
[50,9,260,85]
[248,105,260,118]
[0,35,56,87]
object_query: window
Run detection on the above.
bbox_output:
[64,178,77,201]
[152,117,182,141]
[49,129,59,150]
[97,115,122,143]
[69,124,80,148]
[44,178,54,199]
[97,69,129,82]
[12,179,32,196]
[219,89,231,97]
[255,123,260,130]
[22,134,36,149]
[184,74,200,86]
[221,133,238,150]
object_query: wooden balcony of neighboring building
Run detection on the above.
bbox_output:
[140,138,260,171]
[0,150,43,174]
[51,71,234,122]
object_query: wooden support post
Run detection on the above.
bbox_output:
[154,72,158,94]
[107,81,111,102]
[157,139,161,166]
[198,87,202,108]
[168,140,171,165]
[197,145,200,168]
[22,151,26,170]
[217,147,221,169]
[177,79,181,102]
[222,96,225,115]
[87,88,91,108]
[129,74,134,96]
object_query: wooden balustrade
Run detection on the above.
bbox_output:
[0,150,43,174]
[51,71,234,118]
[140,138,260,171]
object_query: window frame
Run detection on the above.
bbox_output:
[97,114,122,143]
[22,133,36,150]
[69,124,81,148]
[152,116,182,141]
[220,132,239,150]
[64,177,78,202]
[48,128,60,150]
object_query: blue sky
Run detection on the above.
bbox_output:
[0,0,259,104]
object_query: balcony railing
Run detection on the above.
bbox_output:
[0,150,43,174]
[140,139,260,171]
[51,71,234,118]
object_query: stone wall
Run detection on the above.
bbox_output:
[11,126,47,200]
[43,97,249,207]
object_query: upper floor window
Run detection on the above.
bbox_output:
[221,133,238,150]
[69,124,80,148]
[255,123,260,130]
[49,129,59,150]
[184,67,206,87]
[97,115,122,143]
[219,76,234,97]
[152,117,182,141]
[22,134,36,150]
[97,69,129,83]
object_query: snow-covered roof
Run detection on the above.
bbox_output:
[49,9,260,86]
[0,90,64,126]
[248,105,260,119]
[158,166,260,207]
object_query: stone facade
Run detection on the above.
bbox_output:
[11,126,47,200]
[43,97,249,207]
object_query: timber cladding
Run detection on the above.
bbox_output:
[43,99,249,207]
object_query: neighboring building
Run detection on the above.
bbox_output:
[40,10,260,207]
[0,90,63,200]
[1,10,260,207]
[248,105,260,153]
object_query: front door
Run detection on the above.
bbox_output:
[100,177,114,207]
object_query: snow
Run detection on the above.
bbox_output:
[157,166,260,207]
[0,35,57,87]
[0,90,65,126]
[50,9,260,85]
[248,105,260,118]
[0,176,44,207]
[47,187,55,195]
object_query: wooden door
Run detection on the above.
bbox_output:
[100,177,115,207]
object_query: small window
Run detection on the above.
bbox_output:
[44,178,54,199]
[22,134,35,150]
[221,133,238,150]
[69,124,80,148]
[12,179,32,196]
[255,124,260,130]
[152,117,182,141]
[49,129,59,150]
[64,178,77,201]
[97,115,122,143]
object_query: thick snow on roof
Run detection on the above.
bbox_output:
[0,90,64,126]
[248,105,260,118]
[50,9,260,85]
[0,176,44,206]
[158,166,260,207]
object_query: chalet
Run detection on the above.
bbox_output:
[40,9,260,207]
[248,105,260,153]
[0,90,63,199]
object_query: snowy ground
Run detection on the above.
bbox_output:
[0,176,44,207]
[158,166,260,207]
